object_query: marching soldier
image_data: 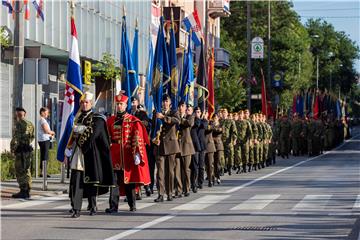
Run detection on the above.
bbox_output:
[261,114,272,167]
[249,114,259,170]
[193,107,207,189]
[279,114,291,158]
[212,113,224,184]
[220,108,237,175]
[106,93,151,213]
[177,101,195,197]
[10,107,35,199]
[204,111,216,187]
[256,114,265,169]
[238,110,252,173]
[233,112,243,174]
[154,94,180,202]
[290,113,302,156]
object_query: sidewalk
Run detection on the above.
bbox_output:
[1,174,69,199]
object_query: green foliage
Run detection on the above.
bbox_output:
[92,53,121,81]
[0,26,11,48]
[1,143,61,181]
[1,151,16,181]
[219,1,314,112]
[306,19,359,94]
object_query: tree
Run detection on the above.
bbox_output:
[0,26,11,48]
[306,19,359,94]
[92,53,120,81]
[219,1,314,111]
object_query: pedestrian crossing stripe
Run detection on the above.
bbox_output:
[171,195,231,211]
[230,194,281,210]
[292,195,332,211]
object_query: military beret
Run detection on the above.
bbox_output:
[15,107,26,113]
[194,107,201,111]
[178,100,186,106]
[162,94,170,101]
[131,95,139,102]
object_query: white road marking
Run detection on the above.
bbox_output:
[353,195,360,209]
[118,202,156,211]
[103,215,175,240]
[0,195,68,210]
[53,200,108,210]
[225,134,360,194]
[231,194,281,210]
[171,195,230,211]
[292,195,332,211]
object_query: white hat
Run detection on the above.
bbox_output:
[80,91,94,102]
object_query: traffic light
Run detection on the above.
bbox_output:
[83,60,92,85]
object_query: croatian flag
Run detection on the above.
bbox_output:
[182,9,202,46]
[2,0,13,14]
[32,0,44,21]
[57,17,83,162]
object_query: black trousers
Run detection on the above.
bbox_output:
[38,140,50,170]
[69,170,97,211]
[197,151,205,187]
[109,170,136,210]
[147,144,156,191]
[191,151,205,188]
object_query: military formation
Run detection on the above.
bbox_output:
[10,93,351,218]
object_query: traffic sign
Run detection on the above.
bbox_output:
[251,37,264,59]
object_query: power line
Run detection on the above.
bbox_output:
[300,16,360,19]
[296,7,360,11]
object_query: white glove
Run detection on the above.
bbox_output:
[134,153,141,165]
[65,148,73,158]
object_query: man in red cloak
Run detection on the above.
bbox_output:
[106,92,151,212]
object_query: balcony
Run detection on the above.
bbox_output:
[214,48,230,69]
[208,0,231,18]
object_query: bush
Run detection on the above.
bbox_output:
[1,151,16,181]
[1,143,62,180]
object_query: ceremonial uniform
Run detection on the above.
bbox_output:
[178,113,195,196]
[10,108,34,199]
[69,106,114,217]
[212,121,224,181]
[205,120,216,187]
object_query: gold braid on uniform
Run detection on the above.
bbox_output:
[78,114,94,147]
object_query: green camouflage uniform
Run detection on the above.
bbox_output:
[290,119,302,156]
[221,119,237,171]
[279,118,291,157]
[306,119,316,155]
[249,119,258,165]
[263,122,272,163]
[238,119,252,169]
[234,120,243,169]
[257,121,264,164]
[10,119,35,192]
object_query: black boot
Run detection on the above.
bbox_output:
[253,164,257,171]
[248,164,252,172]
[236,166,241,174]
[242,166,247,173]
[154,195,164,202]
[258,163,262,169]
[227,166,232,176]
[71,210,80,218]
[12,190,28,199]
[261,162,265,168]
[144,185,151,197]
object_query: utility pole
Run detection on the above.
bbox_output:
[246,1,252,111]
[13,0,25,127]
[267,0,271,105]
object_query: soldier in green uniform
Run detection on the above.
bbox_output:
[279,114,291,158]
[267,117,276,165]
[238,110,252,173]
[249,114,259,170]
[314,117,324,155]
[255,114,265,169]
[10,107,35,199]
[220,108,237,175]
[261,114,271,167]
[307,115,317,156]
[233,112,242,174]
[290,113,302,156]
[300,116,308,156]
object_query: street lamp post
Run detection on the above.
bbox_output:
[311,34,320,89]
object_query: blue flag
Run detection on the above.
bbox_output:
[151,16,170,143]
[120,16,139,112]
[168,19,179,111]
[179,32,194,105]
[132,25,139,83]
[145,34,154,119]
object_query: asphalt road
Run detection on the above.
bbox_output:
[1,129,360,240]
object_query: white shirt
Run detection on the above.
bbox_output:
[38,117,51,142]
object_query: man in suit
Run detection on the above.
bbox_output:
[154,94,180,202]
[177,101,195,197]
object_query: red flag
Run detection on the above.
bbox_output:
[207,48,215,119]
[261,68,268,117]
[313,94,319,119]
[24,0,30,20]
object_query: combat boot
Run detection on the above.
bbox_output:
[236,166,241,174]
[242,166,247,173]
[12,190,28,199]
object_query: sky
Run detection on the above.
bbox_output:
[292,0,360,73]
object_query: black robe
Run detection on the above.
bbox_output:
[75,110,115,196]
